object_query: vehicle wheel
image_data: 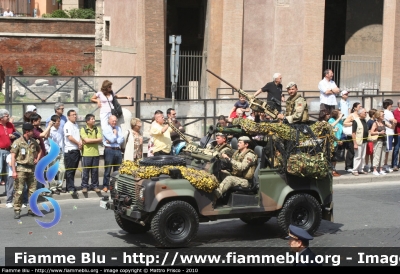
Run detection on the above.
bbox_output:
[277,193,321,235]
[139,155,186,167]
[151,201,199,247]
[114,213,150,234]
[240,216,271,225]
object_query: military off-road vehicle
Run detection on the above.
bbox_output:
[100,119,334,248]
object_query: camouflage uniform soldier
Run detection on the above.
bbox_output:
[214,136,258,201]
[277,82,309,124]
[11,123,42,219]
[203,132,233,157]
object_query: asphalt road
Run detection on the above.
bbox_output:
[1,181,400,266]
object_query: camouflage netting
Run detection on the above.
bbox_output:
[119,160,219,193]
[231,118,335,179]
[231,118,336,157]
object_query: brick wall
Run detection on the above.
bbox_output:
[144,0,165,97]
[0,18,95,76]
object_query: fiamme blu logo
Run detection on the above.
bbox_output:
[31,139,62,228]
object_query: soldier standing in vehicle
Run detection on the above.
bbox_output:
[213,136,257,203]
[11,123,42,219]
[277,82,309,124]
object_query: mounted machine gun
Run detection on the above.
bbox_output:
[206,69,279,119]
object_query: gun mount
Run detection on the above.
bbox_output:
[206,69,279,119]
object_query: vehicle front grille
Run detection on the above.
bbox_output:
[116,174,144,210]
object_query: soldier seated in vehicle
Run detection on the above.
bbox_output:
[213,136,258,205]
[203,132,233,156]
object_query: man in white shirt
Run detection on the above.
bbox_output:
[383,99,397,173]
[318,69,341,114]
[102,115,124,192]
[3,8,13,17]
[63,110,82,194]
[48,115,65,194]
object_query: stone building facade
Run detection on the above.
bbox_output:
[94,0,400,100]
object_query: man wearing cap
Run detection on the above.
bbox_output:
[10,123,42,219]
[286,224,322,266]
[338,90,351,119]
[26,105,37,113]
[318,69,340,114]
[277,82,308,124]
[213,136,257,204]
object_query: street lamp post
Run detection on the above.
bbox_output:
[169,35,181,109]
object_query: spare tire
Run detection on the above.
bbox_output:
[140,155,186,167]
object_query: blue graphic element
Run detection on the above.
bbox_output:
[29,189,62,229]
[30,139,62,229]
[35,139,60,187]
[174,141,186,155]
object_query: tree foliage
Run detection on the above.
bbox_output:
[42,8,95,19]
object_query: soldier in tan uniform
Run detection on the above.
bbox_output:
[202,132,233,157]
[277,82,309,124]
[11,123,42,219]
[214,136,258,201]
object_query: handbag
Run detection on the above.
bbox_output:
[343,125,352,136]
[367,122,379,142]
[367,131,379,142]
[106,92,123,118]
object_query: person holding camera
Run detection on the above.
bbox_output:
[149,110,172,156]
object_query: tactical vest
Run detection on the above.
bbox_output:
[286,94,309,123]
[11,137,39,168]
[231,149,257,180]
[216,143,232,155]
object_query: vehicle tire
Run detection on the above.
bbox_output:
[277,193,321,235]
[139,155,186,167]
[151,201,199,247]
[114,213,150,234]
[240,216,271,225]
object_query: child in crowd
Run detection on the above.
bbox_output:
[364,108,377,172]
[5,153,15,208]
[338,90,351,119]
[229,95,250,118]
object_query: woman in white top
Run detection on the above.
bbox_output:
[123,118,143,161]
[343,102,362,172]
[90,80,131,129]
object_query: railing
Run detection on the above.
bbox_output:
[2,75,140,128]
[323,55,381,92]
[3,75,400,148]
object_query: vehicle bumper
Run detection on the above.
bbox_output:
[99,199,142,219]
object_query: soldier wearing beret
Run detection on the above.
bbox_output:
[197,132,233,158]
[286,225,322,266]
[213,136,257,204]
[11,123,42,219]
[277,82,309,124]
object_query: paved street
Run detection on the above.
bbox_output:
[1,181,400,266]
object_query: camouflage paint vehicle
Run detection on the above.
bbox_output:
[100,126,334,248]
